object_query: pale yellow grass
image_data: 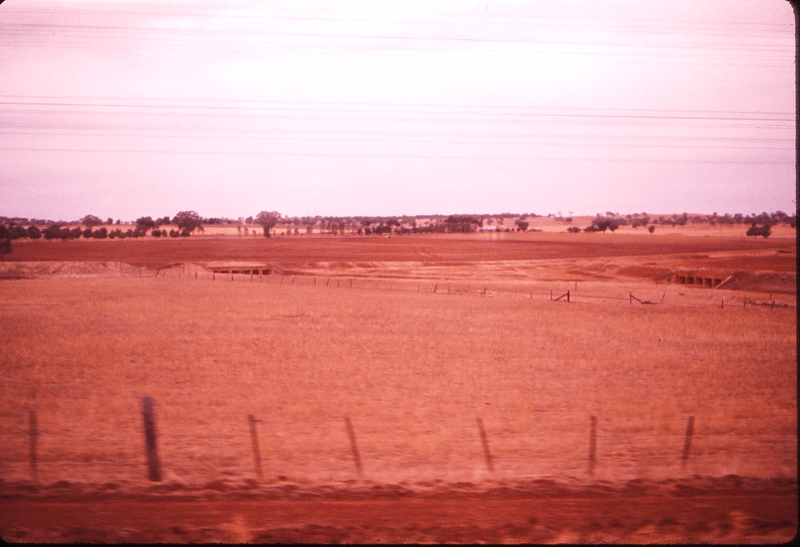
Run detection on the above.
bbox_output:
[0,276,795,489]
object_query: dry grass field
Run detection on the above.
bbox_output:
[0,231,796,543]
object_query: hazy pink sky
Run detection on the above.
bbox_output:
[0,0,795,221]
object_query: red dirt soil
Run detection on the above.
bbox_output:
[7,233,796,271]
[2,478,796,543]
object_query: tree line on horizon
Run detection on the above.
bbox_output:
[1,210,795,257]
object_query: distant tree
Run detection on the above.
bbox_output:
[172,211,202,235]
[444,215,482,233]
[43,224,60,240]
[648,225,655,234]
[567,226,581,233]
[151,229,162,237]
[746,223,772,238]
[515,219,529,231]
[254,211,281,237]
[591,219,611,232]
[136,216,156,233]
[93,227,108,239]
[169,229,180,237]
[82,228,94,238]
[8,224,28,239]
[80,214,104,227]
[106,217,113,225]
[608,221,620,232]
[27,225,41,239]
[0,225,12,258]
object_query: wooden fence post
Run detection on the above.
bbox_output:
[588,415,597,476]
[248,415,263,480]
[28,409,37,482]
[344,417,363,477]
[681,416,695,467]
[140,396,162,482]
[477,417,494,472]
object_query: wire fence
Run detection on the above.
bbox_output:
[141,265,796,310]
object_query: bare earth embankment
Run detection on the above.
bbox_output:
[0,232,796,543]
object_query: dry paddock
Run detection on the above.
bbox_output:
[0,233,796,543]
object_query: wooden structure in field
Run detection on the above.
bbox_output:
[206,262,272,276]
[669,272,727,288]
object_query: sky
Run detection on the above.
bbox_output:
[0,0,795,221]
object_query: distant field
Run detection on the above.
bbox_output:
[6,231,796,271]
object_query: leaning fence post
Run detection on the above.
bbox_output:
[588,415,597,476]
[344,417,363,477]
[567,290,570,303]
[140,396,162,482]
[476,417,494,472]
[681,416,695,467]
[248,415,263,480]
[28,409,38,481]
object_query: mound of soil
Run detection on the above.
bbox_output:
[0,261,141,279]
[716,271,797,294]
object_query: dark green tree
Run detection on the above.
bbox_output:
[172,211,202,235]
[80,214,104,227]
[0,225,12,258]
[254,211,281,237]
